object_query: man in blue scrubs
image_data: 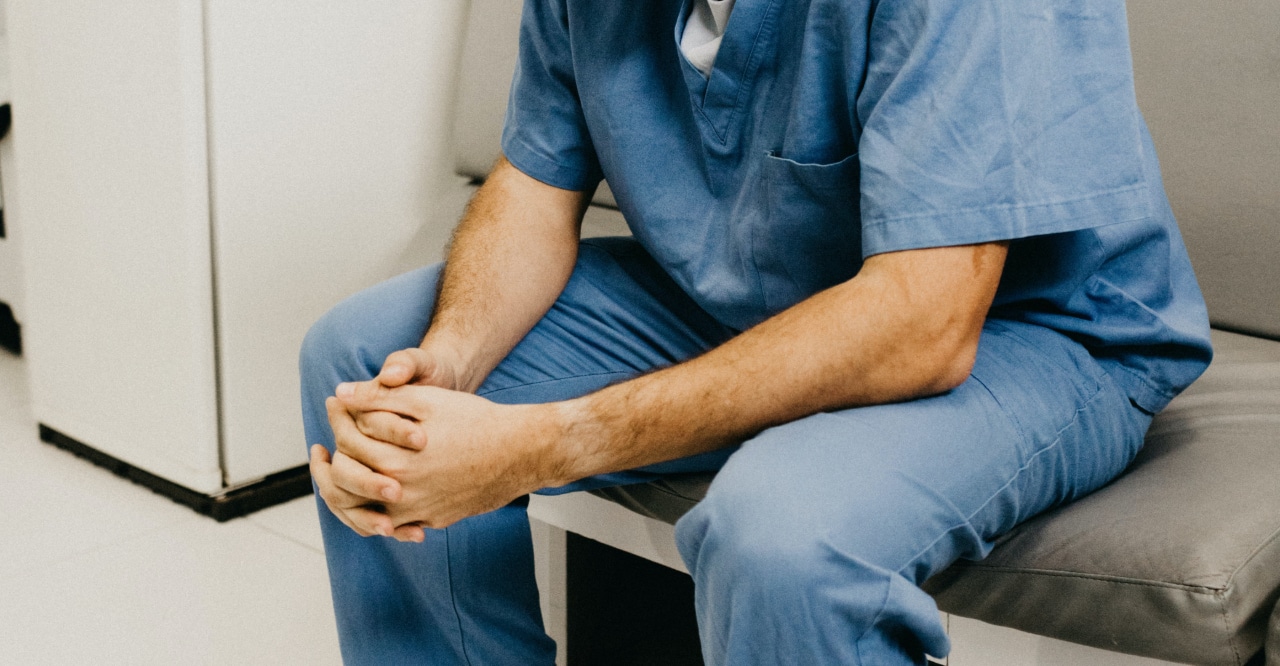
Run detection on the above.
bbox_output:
[300,0,1213,663]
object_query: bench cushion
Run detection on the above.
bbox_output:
[594,330,1280,665]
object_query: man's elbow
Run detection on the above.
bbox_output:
[915,337,980,396]
[936,347,979,393]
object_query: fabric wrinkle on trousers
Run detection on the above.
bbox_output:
[299,237,1151,665]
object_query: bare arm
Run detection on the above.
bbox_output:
[311,155,590,537]
[324,240,1008,535]
[545,241,1009,484]
[382,155,592,393]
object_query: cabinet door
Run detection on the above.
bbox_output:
[203,0,468,485]
[9,0,222,491]
[0,4,21,320]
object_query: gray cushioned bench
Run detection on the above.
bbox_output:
[453,1,1280,663]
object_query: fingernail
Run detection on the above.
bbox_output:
[377,525,390,537]
[408,432,426,448]
[381,486,396,501]
[335,383,353,398]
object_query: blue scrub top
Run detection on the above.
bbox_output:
[500,0,1212,413]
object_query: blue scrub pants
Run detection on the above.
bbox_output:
[299,237,1151,665]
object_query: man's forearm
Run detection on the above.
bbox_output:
[423,156,592,392]
[319,237,1005,537]
[544,242,1008,485]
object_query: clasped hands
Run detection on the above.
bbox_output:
[310,348,565,543]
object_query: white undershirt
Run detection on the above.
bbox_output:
[680,0,737,77]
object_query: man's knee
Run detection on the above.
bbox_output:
[675,440,845,592]
[298,302,376,386]
[675,423,977,590]
[298,265,444,386]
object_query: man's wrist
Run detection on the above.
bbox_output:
[539,397,608,487]
[417,334,484,392]
[527,394,591,484]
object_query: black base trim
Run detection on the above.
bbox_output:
[0,300,19,355]
[40,424,313,522]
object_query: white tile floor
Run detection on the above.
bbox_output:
[0,348,343,665]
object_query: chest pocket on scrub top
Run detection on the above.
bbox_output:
[754,151,863,314]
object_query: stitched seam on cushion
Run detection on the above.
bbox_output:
[862,182,1146,226]
[478,370,634,399]
[1219,587,1242,666]
[896,383,1106,579]
[942,565,1228,593]
[1225,526,1280,590]
[1220,525,1280,665]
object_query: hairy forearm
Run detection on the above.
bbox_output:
[546,243,1008,484]
[423,156,591,392]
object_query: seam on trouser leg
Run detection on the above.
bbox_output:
[444,528,474,666]
[853,571,899,663]
[1219,588,1242,666]
[849,379,1107,661]
[478,370,635,399]
[895,380,1107,580]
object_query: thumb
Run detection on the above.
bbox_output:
[377,348,430,388]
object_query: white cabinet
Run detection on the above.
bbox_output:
[0,2,22,352]
[8,0,470,516]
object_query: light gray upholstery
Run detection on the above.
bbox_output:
[453,1,1280,663]
[451,0,522,182]
[1128,0,1280,340]
[1267,601,1280,666]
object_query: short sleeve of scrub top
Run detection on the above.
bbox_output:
[498,0,1212,413]
[500,0,603,192]
[854,1,1151,256]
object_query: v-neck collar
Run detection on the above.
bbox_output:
[674,0,781,144]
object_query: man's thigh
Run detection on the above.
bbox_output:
[679,318,1153,582]
[302,236,738,493]
[478,237,733,403]
[303,236,731,401]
